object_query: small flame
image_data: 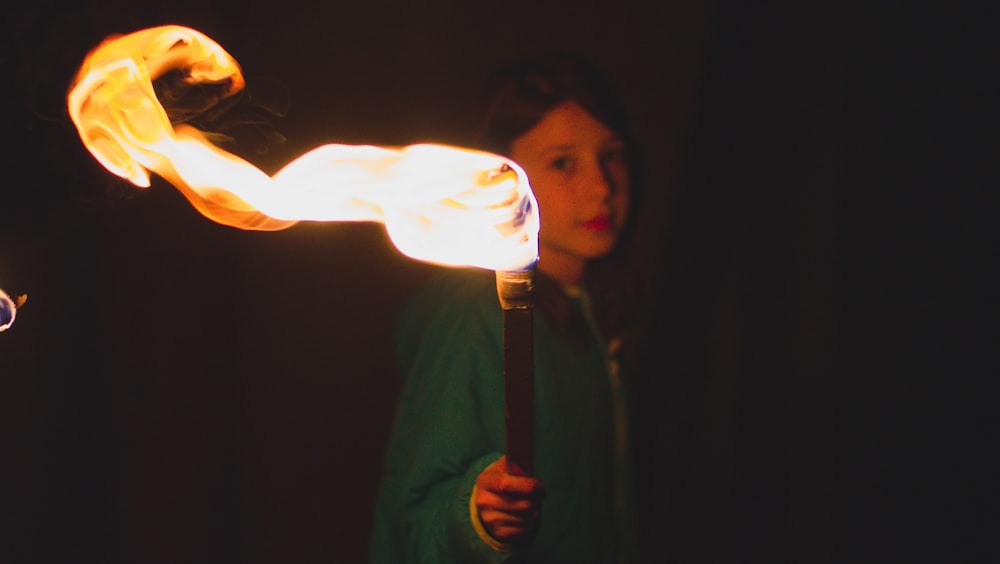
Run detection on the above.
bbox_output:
[1,289,26,332]
[67,25,538,272]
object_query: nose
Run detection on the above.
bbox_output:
[583,157,614,200]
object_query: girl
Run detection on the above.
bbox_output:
[371,51,643,563]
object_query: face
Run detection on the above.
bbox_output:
[510,100,631,285]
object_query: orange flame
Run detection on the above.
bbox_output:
[67,25,538,272]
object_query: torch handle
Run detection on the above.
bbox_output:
[503,306,534,476]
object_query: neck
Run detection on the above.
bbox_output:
[537,253,585,289]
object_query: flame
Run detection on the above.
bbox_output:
[1,288,26,332]
[67,25,538,272]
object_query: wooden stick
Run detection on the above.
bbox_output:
[496,268,535,476]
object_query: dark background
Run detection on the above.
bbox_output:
[1,1,993,562]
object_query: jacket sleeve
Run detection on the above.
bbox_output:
[391,275,512,564]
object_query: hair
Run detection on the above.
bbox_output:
[474,51,646,354]
[476,51,639,181]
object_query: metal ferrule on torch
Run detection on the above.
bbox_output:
[496,264,536,476]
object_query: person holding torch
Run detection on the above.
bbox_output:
[371,51,644,563]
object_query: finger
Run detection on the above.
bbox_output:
[477,468,544,498]
[476,492,539,516]
[478,511,537,543]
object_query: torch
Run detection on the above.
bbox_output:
[66,25,542,474]
[496,265,535,476]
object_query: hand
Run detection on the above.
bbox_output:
[474,456,545,545]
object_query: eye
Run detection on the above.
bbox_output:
[600,146,627,166]
[550,155,574,172]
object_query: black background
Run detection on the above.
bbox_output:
[2,1,994,562]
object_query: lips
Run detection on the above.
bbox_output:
[581,214,613,231]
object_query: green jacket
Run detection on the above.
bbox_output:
[370,268,638,563]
